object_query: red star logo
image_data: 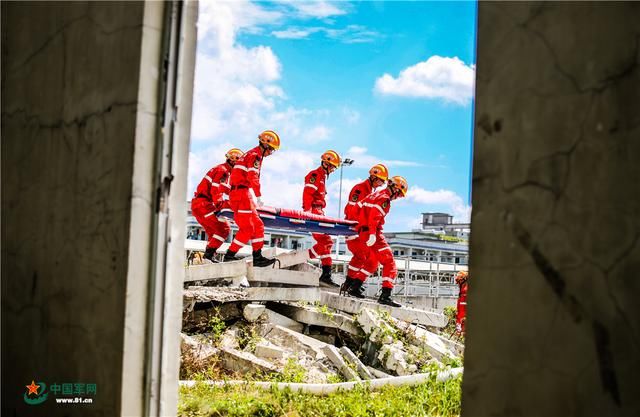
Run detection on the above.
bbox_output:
[26,380,40,395]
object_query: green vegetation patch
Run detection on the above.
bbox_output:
[179,365,462,417]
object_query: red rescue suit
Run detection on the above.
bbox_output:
[303,166,332,266]
[343,179,374,281]
[456,280,468,333]
[228,146,265,252]
[191,162,232,250]
[350,188,397,289]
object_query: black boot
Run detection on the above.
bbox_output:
[223,250,240,262]
[378,287,401,307]
[347,279,365,298]
[203,247,218,263]
[340,277,356,295]
[319,265,340,287]
[252,249,276,267]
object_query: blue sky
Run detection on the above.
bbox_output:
[190,0,477,231]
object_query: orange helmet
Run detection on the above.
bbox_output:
[388,175,408,196]
[225,148,244,162]
[455,270,469,284]
[369,164,389,181]
[321,150,341,168]
[258,130,281,150]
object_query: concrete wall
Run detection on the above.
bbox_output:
[464,3,640,416]
[0,2,195,416]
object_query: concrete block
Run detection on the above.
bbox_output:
[274,249,310,268]
[263,309,304,333]
[321,291,446,328]
[340,346,374,380]
[184,260,248,282]
[321,345,360,381]
[249,267,319,287]
[255,343,286,360]
[243,304,266,322]
[357,308,396,344]
[220,347,278,374]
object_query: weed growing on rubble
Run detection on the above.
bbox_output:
[178,362,462,417]
[206,313,226,345]
[314,302,335,320]
[268,358,307,383]
[237,323,261,353]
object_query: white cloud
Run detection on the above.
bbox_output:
[271,24,380,43]
[374,56,475,105]
[344,146,422,168]
[406,186,472,222]
[283,0,348,19]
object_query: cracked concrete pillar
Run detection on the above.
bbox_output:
[1,1,197,416]
[464,3,640,416]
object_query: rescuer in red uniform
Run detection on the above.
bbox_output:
[455,270,469,334]
[340,164,389,295]
[345,176,408,307]
[223,130,280,267]
[191,148,244,262]
[302,150,342,287]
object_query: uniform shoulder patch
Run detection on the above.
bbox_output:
[310,173,317,183]
[253,160,260,168]
[382,200,390,209]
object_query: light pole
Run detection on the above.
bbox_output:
[337,158,355,218]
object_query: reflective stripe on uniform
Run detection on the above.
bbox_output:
[318,222,334,228]
[248,167,259,173]
[204,211,216,218]
[361,270,372,276]
[233,165,248,171]
[260,214,276,219]
[237,209,253,214]
[317,254,331,259]
[233,238,247,246]
[212,234,225,242]
[305,184,318,190]
[363,202,385,215]
[347,201,357,206]
[345,235,359,241]
[310,247,319,257]
[347,265,360,272]
[378,246,392,253]
[382,277,394,283]
[205,175,214,184]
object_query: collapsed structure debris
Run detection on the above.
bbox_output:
[181,249,462,385]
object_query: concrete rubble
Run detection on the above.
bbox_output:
[180,249,464,383]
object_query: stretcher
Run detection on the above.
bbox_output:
[217,206,358,236]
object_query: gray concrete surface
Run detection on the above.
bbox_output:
[463,3,640,416]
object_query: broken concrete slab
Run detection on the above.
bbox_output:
[322,345,360,381]
[220,347,278,374]
[185,286,320,305]
[255,343,286,360]
[182,302,243,333]
[180,333,219,377]
[357,308,397,345]
[378,341,417,376]
[321,291,446,328]
[273,249,310,268]
[366,366,391,379]
[184,260,248,282]
[262,324,327,360]
[243,304,266,322]
[263,309,304,333]
[340,346,373,380]
[274,303,362,335]
[288,262,321,274]
[249,268,318,287]
[393,320,458,361]
[245,287,320,302]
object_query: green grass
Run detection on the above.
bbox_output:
[178,365,462,417]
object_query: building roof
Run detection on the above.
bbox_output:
[386,238,468,253]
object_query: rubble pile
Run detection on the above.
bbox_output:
[180,250,463,383]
